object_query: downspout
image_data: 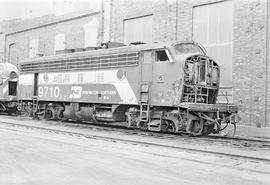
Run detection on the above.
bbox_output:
[265,0,269,127]
[175,0,178,40]
[3,33,6,63]
[100,0,105,44]
[8,43,15,64]
[109,0,113,41]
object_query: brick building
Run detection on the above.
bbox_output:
[0,0,269,127]
[0,10,103,65]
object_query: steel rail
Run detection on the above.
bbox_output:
[206,135,270,145]
[0,120,270,163]
[1,114,270,147]
[1,114,270,146]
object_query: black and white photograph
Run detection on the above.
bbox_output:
[0,0,269,184]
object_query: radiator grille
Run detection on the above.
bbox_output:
[20,52,139,73]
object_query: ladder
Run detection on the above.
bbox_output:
[139,104,150,122]
[32,96,38,115]
[139,82,150,122]
[17,98,23,114]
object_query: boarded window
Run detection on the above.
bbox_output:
[54,34,66,52]
[193,1,233,102]
[9,43,17,66]
[103,0,111,42]
[84,18,99,47]
[29,39,39,58]
[124,15,153,45]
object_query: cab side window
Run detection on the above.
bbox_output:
[155,50,169,62]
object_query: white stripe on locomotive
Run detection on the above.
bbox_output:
[21,70,138,104]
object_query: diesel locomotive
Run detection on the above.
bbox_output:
[18,41,239,136]
[0,63,18,114]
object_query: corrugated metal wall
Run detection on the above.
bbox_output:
[84,18,99,47]
[193,1,234,103]
[54,34,66,52]
[29,39,39,58]
[124,15,153,45]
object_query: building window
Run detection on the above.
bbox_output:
[84,18,99,47]
[29,39,39,58]
[124,15,153,45]
[8,43,17,66]
[103,0,111,42]
[54,33,66,53]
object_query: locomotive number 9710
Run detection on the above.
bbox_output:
[17,41,239,136]
[38,86,60,99]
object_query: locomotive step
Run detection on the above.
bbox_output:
[148,120,161,132]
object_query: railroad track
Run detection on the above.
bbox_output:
[207,134,270,145]
[55,120,270,150]
[0,118,270,164]
[1,114,270,149]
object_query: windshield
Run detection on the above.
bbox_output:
[174,43,203,55]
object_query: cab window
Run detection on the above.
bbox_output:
[8,81,17,96]
[174,43,202,55]
[155,50,169,62]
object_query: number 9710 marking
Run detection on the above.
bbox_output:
[38,86,60,98]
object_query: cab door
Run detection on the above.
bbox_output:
[151,49,179,106]
[140,50,153,104]
[33,73,39,96]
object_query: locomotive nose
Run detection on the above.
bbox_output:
[0,63,18,79]
[184,55,219,87]
[182,55,220,104]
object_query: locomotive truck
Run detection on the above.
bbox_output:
[18,41,239,136]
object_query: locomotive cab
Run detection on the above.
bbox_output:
[170,42,220,104]
[167,42,238,135]
[183,55,220,104]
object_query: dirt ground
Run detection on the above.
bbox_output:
[0,122,269,185]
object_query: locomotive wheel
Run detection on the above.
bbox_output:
[187,118,204,136]
[202,124,214,136]
[127,114,139,128]
[167,123,176,133]
[126,108,140,128]
[160,120,168,132]
[21,103,32,117]
[162,120,176,133]
[191,120,203,136]
[37,110,52,120]
[137,121,148,130]
[7,110,13,115]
